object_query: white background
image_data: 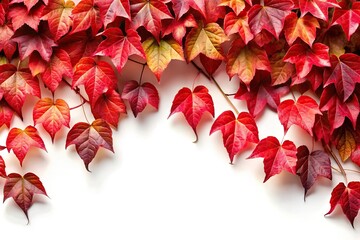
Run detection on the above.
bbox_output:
[0,59,359,239]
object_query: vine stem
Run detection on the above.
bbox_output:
[139,63,146,84]
[128,58,147,66]
[324,142,348,184]
[69,100,87,110]
[63,79,89,104]
[191,61,240,115]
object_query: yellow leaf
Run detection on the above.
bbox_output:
[336,127,356,162]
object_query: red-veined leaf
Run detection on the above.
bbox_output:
[162,14,197,44]
[331,2,360,41]
[295,0,340,21]
[270,51,295,85]
[0,156,6,178]
[0,100,14,128]
[104,0,130,27]
[223,11,254,44]
[8,2,44,31]
[219,0,252,15]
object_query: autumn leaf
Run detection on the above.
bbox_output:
[0,156,6,178]
[29,52,47,76]
[95,27,145,72]
[295,0,340,21]
[185,22,228,62]
[223,11,254,44]
[162,14,197,44]
[270,51,295,86]
[171,0,205,19]
[6,126,47,166]
[142,37,184,81]
[3,172,48,221]
[65,119,114,171]
[219,0,252,15]
[326,181,360,227]
[0,100,14,128]
[248,136,297,182]
[103,0,130,27]
[296,145,332,196]
[73,57,117,105]
[121,80,159,117]
[41,0,75,41]
[210,110,259,163]
[92,89,126,127]
[8,2,44,32]
[10,0,43,10]
[169,86,214,141]
[200,54,222,76]
[277,95,322,136]
[283,42,330,79]
[0,24,16,60]
[313,113,331,144]
[331,2,360,41]
[332,121,356,162]
[33,98,71,142]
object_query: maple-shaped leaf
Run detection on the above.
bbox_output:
[0,156,6,178]
[313,113,331,144]
[332,120,356,162]
[210,110,259,163]
[200,54,222,76]
[92,89,126,127]
[295,0,339,21]
[169,85,214,141]
[226,38,271,87]
[121,80,159,117]
[296,145,332,196]
[248,0,294,39]
[0,24,16,60]
[0,100,14,128]
[142,37,184,81]
[223,11,254,44]
[3,172,47,221]
[41,0,75,41]
[11,25,57,62]
[284,12,319,46]
[277,95,321,136]
[283,42,330,79]
[331,2,360,41]
[41,48,73,92]
[326,181,360,227]
[185,22,228,62]
[270,51,295,85]
[10,0,43,10]
[324,53,360,102]
[162,14,197,44]
[248,136,297,182]
[171,0,205,19]
[73,57,117,105]
[104,0,130,27]
[235,72,289,117]
[219,0,252,15]
[8,2,44,31]
[0,64,41,116]
[295,65,324,91]
[130,0,173,38]
[65,119,114,171]
[95,28,145,72]
[33,98,70,142]
[320,86,359,132]
[6,125,47,166]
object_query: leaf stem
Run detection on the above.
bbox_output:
[70,100,87,110]
[139,63,146,85]
[128,58,147,66]
[324,142,348,184]
[63,79,89,103]
[191,61,240,115]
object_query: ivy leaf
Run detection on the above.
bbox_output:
[10,0,42,10]
[65,119,114,171]
[223,11,254,44]
[162,14,197,44]
[248,136,297,182]
[0,100,14,128]
[73,57,117,105]
[8,2,44,32]
[185,22,228,62]
[92,89,126,128]
[219,0,252,15]
[171,0,205,19]
[142,37,184,81]
[0,64,41,116]
[0,156,6,178]
[331,2,360,41]
[200,54,222,76]
[283,12,320,46]
[270,51,295,85]
[0,24,16,60]
[6,126,47,166]
[41,0,75,41]
[104,0,130,27]
[169,86,214,141]
[283,42,330,79]
[121,80,159,117]
[248,0,294,39]
[29,52,47,76]
[324,53,360,102]
[277,95,322,136]
[332,121,356,162]
[3,172,48,221]
[95,27,145,72]
[296,145,332,196]
[130,0,173,38]
[313,113,331,144]
[33,98,71,142]
[326,181,360,227]
[226,38,271,87]
[210,110,259,163]
[295,0,339,21]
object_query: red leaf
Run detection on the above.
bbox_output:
[95,27,145,72]
[223,11,254,44]
[33,98,70,142]
[219,0,252,15]
[41,0,75,41]
[313,113,331,144]
[0,100,14,128]
[270,51,295,86]
[169,85,214,141]
[8,2,44,31]
[296,145,332,196]
[326,181,360,227]
[210,110,259,163]
[104,0,130,27]
[171,0,205,19]
[0,64,41,116]
[277,95,321,136]
[0,156,6,178]
[10,0,42,10]
[248,136,297,182]
[73,57,117,105]
[6,125,47,166]
[324,53,360,102]
[331,2,360,41]
[65,119,114,171]
[295,0,340,21]
[283,42,330,79]
[200,54,222,76]
[121,80,159,117]
[0,24,16,60]
[162,14,197,44]
[92,89,126,127]
[248,0,294,39]
[29,52,47,76]
[3,172,47,221]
